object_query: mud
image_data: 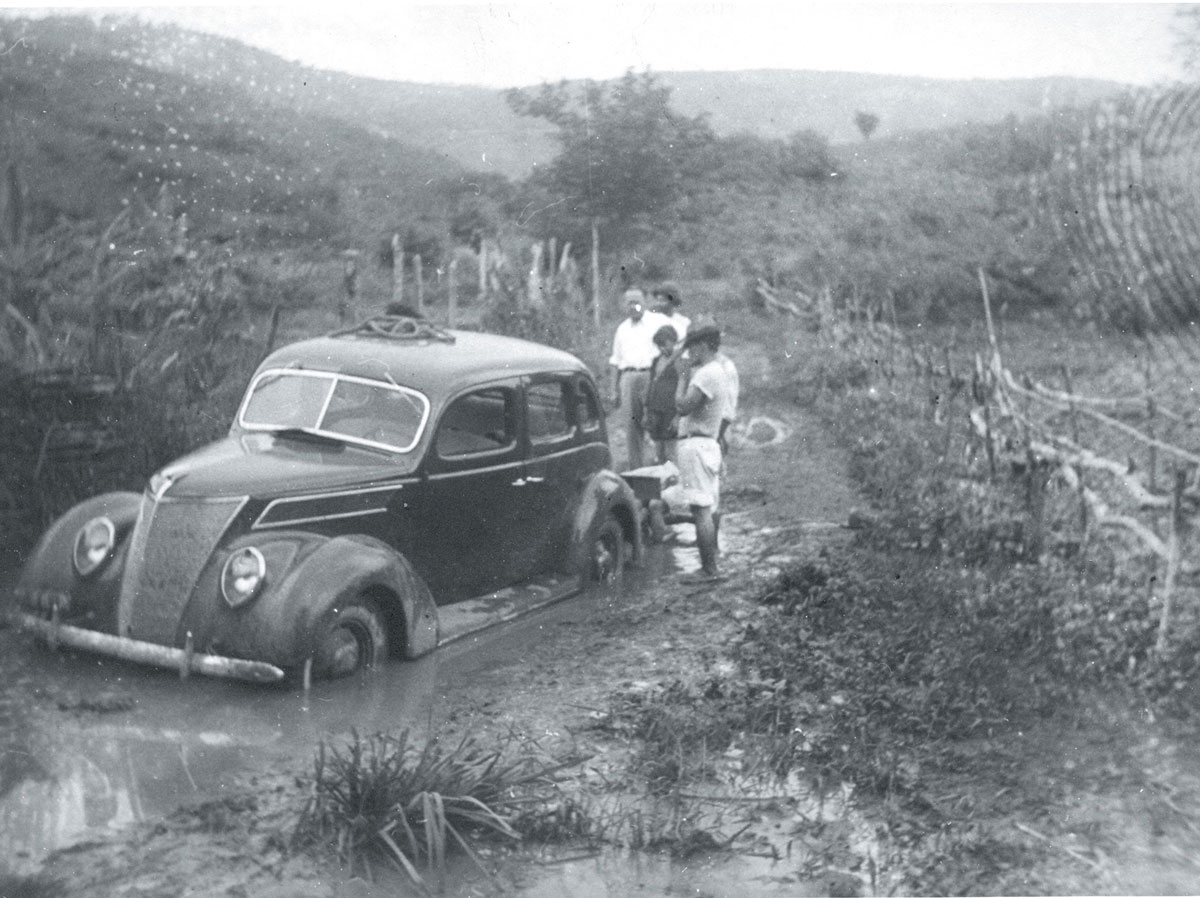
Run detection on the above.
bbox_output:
[0,329,869,895]
[9,329,1200,896]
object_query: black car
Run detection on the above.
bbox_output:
[11,316,643,683]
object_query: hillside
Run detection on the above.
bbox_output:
[659,69,1123,145]
[1,13,1127,183]
[0,14,468,246]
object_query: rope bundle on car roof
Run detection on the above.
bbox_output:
[335,315,456,343]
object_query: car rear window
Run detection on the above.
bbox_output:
[436,387,516,457]
[527,380,573,444]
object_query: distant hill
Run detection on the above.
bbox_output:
[656,70,1124,145]
[2,13,1128,184]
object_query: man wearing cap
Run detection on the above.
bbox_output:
[651,281,690,339]
[672,316,738,583]
[608,287,672,470]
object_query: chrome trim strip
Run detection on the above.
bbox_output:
[426,458,525,481]
[253,482,407,529]
[152,493,252,506]
[527,443,589,463]
[254,506,390,530]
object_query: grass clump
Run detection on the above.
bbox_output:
[293,729,585,888]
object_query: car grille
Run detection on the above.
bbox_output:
[117,493,247,645]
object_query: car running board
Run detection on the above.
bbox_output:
[437,574,582,646]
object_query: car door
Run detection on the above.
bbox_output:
[519,373,606,574]
[409,380,534,601]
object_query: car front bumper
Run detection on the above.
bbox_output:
[11,609,285,684]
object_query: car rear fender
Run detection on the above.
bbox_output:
[272,534,439,661]
[13,491,143,630]
[569,469,644,574]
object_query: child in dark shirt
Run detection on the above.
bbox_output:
[643,324,680,464]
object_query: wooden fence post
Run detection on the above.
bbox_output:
[1155,467,1187,654]
[447,257,458,327]
[264,304,281,355]
[978,267,999,363]
[886,289,898,386]
[479,241,488,303]
[413,254,424,315]
[591,219,601,327]
[1060,365,1089,545]
[529,241,544,306]
[1024,446,1049,562]
[1144,353,1157,493]
[940,344,955,463]
[340,250,358,324]
[976,353,996,481]
[391,234,404,307]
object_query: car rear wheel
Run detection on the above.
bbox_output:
[588,517,626,584]
[312,598,388,679]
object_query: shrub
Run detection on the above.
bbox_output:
[293,730,578,886]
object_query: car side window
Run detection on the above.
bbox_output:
[574,378,601,433]
[436,387,516,457]
[527,379,573,445]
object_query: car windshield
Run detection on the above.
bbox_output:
[238,369,429,453]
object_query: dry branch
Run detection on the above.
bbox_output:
[1002,369,1200,467]
[754,282,803,317]
[1059,463,1168,559]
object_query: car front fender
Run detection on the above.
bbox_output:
[569,469,644,574]
[12,491,143,632]
[201,532,439,668]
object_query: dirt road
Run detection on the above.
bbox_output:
[0,332,866,897]
[10,326,1200,897]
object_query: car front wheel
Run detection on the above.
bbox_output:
[588,517,626,584]
[312,598,389,679]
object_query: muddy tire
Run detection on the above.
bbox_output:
[587,517,626,584]
[312,598,388,679]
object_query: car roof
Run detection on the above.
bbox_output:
[255,320,593,404]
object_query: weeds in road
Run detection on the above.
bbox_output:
[292,729,587,889]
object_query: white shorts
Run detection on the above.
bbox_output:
[675,436,721,509]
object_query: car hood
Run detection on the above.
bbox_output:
[152,433,420,499]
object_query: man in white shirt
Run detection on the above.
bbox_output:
[608,288,671,470]
[651,281,690,340]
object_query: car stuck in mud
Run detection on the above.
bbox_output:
[9,315,643,684]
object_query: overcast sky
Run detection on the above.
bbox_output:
[8,2,1191,88]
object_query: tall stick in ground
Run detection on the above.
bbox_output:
[590,219,601,327]
[391,233,404,308]
[977,267,999,366]
[1144,349,1157,493]
[1155,467,1187,654]
[1061,365,1089,566]
[413,254,424,315]
[447,257,458,328]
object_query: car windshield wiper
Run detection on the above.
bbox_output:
[270,427,346,446]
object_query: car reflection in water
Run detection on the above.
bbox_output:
[0,520,695,879]
[0,644,442,877]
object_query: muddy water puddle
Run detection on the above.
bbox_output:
[0,518,856,893]
[342,768,880,898]
[0,553,673,877]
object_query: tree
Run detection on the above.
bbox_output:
[505,71,716,252]
[855,111,881,141]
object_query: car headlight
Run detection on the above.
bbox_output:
[222,546,267,608]
[73,516,116,576]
